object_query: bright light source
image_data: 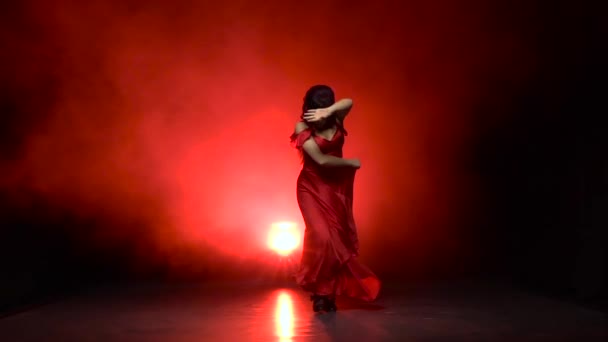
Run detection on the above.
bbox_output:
[267,221,300,256]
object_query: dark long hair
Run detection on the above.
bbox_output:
[302,85,336,130]
[303,85,335,112]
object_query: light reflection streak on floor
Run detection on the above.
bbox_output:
[274,290,295,341]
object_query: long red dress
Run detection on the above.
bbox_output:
[290,122,381,302]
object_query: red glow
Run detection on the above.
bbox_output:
[267,222,300,256]
[0,0,534,277]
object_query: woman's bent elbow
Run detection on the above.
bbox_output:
[316,156,334,167]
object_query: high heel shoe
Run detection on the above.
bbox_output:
[310,294,338,312]
[326,297,338,312]
[310,294,326,312]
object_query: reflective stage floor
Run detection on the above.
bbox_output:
[0,280,606,341]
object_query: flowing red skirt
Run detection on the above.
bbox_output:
[294,166,380,302]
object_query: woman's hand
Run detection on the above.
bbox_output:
[303,108,332,122]
[350,159,361,169]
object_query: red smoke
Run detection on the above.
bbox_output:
[1,0,536,277]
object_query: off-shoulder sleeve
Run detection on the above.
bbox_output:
[290,128,313,149]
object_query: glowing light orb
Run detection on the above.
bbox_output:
[267,221,300,256]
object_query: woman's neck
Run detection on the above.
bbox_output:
[311,117,335,131]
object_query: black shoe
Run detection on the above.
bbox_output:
[310,294,326,312]
[310,294,338,312]
[326,297,338,312]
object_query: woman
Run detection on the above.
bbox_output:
[290,85,381,312]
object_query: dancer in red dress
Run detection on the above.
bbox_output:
[290,85,381,312]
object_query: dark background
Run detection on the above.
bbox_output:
[1,0,606,313]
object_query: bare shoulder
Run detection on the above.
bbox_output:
[294,121,309,134]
